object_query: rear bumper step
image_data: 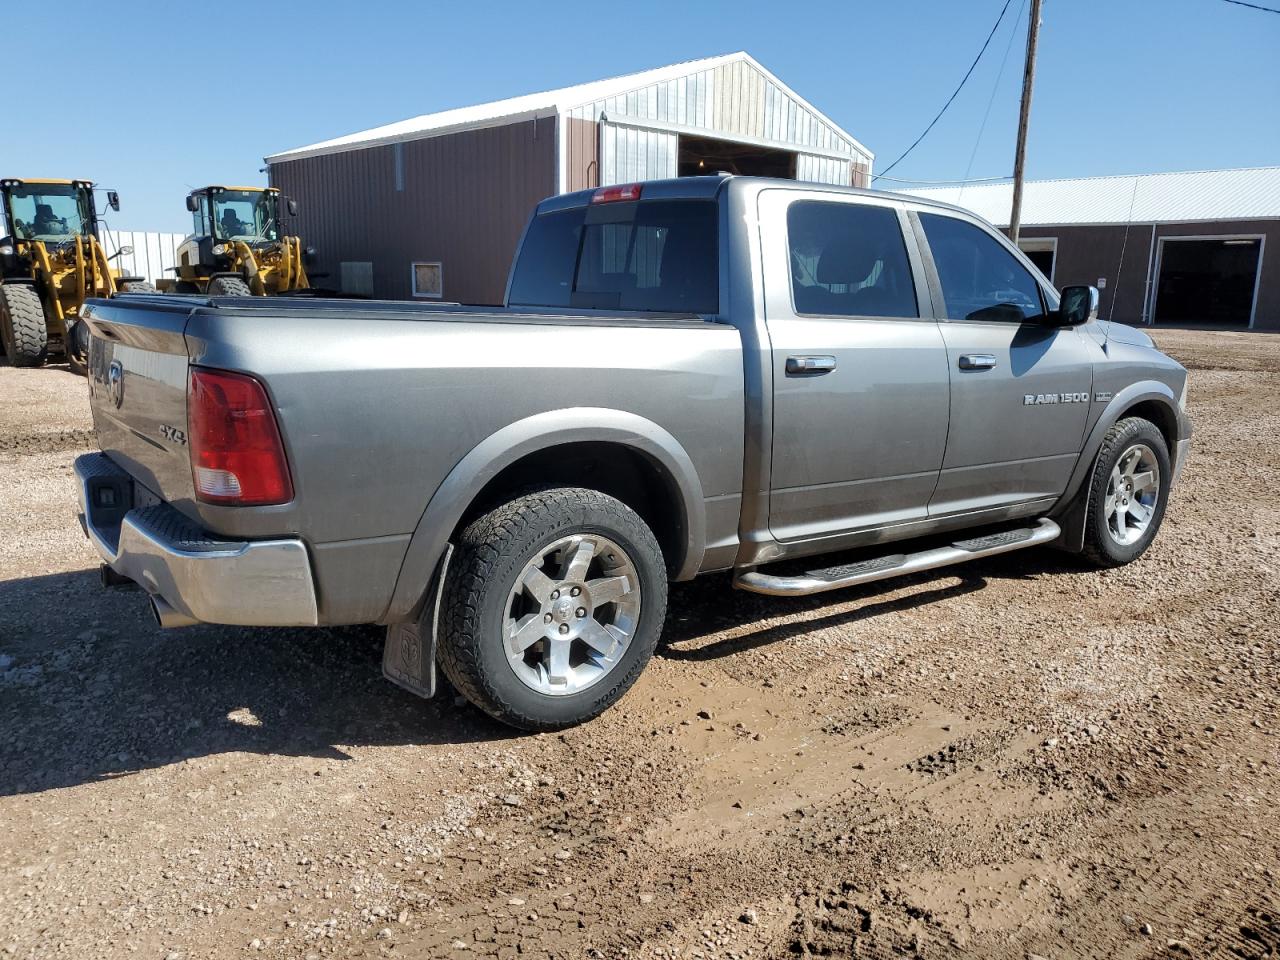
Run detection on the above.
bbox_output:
[74,453,319,627]
[734,518,1061,597]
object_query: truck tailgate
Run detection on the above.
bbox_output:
[84,296,195,506]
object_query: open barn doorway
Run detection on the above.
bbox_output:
[1152,236,1262,327]
[677,133,796,179]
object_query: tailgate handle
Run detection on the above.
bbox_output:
[786,355,837,376]
[958,353,997,370]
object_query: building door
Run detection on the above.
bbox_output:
[1018,237,1057,282]
[677,133,796,179]
[1153,237,1262,327]
[916,211,1093,517]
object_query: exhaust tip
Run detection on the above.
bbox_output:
[150,596,198,629]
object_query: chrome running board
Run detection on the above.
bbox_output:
[733,518,1061,597]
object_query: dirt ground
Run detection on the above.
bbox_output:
[1,330,1277,960]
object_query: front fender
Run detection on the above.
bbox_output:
[383,407,707,623]
[1051,380,1186,549]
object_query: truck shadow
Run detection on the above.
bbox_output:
[0,548,1086,797]
[0,569,518,798]
[659,546,1087,661]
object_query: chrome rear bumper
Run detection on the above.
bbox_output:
[74,453,318,627]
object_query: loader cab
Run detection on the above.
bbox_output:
[186,187,289,246]
[0,179,97,246]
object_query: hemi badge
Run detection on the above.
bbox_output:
[1095,391,1113,402]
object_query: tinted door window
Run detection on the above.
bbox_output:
[787,201,918,318]
[508,200,718,313]
[920,213,1045,322]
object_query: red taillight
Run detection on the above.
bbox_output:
[188,368,293,506]
[591,183,643,204]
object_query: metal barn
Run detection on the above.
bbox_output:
[265,53,873,304]
[910,167,1280,331]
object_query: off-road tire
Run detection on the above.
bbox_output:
[437,487,668,731]
[206,276,253,297]
[118,280,157,294]
[0,284,49,367]
[1081,416,1171,568]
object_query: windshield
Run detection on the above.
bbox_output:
[507,199,718,313]
[211,190,279,242]
[5,184,92,242]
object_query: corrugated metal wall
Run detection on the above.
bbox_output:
[599,122,678,185]
[795,154,851,186]
[567,58,870,189]
[99,231,184,284]
[270,116,556,304]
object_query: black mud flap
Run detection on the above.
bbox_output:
[381,545,452,699]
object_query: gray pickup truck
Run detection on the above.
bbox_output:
[74,175,1191,729]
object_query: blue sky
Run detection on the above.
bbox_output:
[5,0,1276,232]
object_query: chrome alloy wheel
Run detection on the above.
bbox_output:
[1105,443,1160,546]
[503,534,642,696]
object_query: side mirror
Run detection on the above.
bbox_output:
[107,191,120,212]
[1056,285,1099,326]
[286,198,299,216]
[185,195,199,213]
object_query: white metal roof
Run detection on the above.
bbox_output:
[905,166,1280,226]
[266,52,868,164]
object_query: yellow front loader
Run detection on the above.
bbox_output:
[0,178,154,372]
[158,186,312,297]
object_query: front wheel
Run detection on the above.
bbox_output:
[118,280,157,294]
[1081,417,1172,567]
[0,284,49,367]
[206,275,253,297]
[437,488,668,731]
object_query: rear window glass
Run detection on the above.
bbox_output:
[508,200,718,314]
[787,201,918,318]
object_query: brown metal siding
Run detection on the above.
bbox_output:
[566,117,599,192]
[1015,220,1279,330]
[270,116,557,305]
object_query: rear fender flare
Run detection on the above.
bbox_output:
[384,408,706,623]
[1051,380,1183,550]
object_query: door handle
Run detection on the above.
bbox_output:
[958,354,997,370]
[786,355,837,376]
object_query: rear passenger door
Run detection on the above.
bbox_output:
[913,210,1093,517]
[760,191,950,543]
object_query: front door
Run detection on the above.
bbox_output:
[761,191,950,543]
[914,211,1092,517]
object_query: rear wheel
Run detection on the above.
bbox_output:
[437,487,667,731]
[0,284,49,367]
[206,276,253,297]
[1081,417,1171,567]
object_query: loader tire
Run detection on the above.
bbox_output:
[118,281,157,294]
[0,284,49,367]
[207,276,253,297]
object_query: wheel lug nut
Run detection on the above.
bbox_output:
[570,587,581,597]
[550,590,560,600]
[576,607,587,618]
[558,623,569,635]
[543,613,553,624]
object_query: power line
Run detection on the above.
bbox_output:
[959,0,1027,203]
[1219,0,1280,13]
[874,174,1012,185]
[873,0,1018,181]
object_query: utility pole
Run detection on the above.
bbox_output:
[1009,0,1043,245]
